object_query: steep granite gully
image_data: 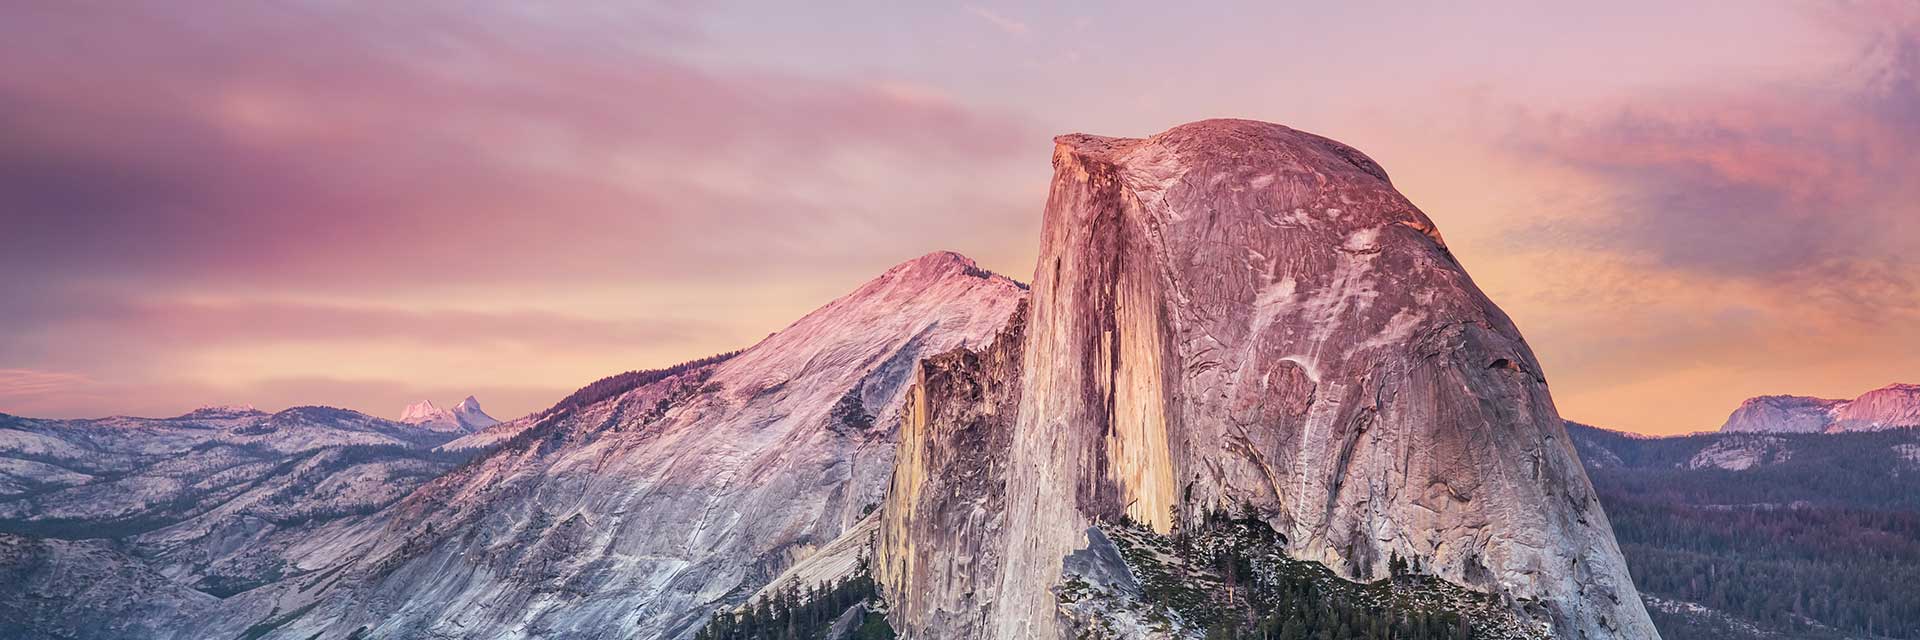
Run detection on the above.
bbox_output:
[877,119,1656,639]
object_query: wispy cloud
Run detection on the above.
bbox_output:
[964,4,1029,36]
[0,369,93,399]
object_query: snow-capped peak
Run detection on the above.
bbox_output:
[399,397,495,432]
[399,400,442,423]
[450,396,499,429]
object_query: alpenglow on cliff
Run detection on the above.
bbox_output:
[876,119,1658,639]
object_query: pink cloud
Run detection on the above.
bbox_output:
[0,369,93,399]
[1504,2,1920,307]
[0,2,1046,418]
[0,2,1037,293]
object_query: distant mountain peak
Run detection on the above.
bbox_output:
[399,396,496,432]
[910,249,975,268]
[1720,383,1920,433]
[398,400,441,423]
[449,396,499,429]
[877,250,1005,286]
[175,403,264,419]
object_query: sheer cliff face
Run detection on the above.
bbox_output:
[876,302,1025,634]
[880,120,1657,639]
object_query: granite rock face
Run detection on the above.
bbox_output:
[1831,384,1920,431]
[1719,383,1920,433]
[1718,395,1847,433]
[878,120,1657,639]
[876,301,1026,634]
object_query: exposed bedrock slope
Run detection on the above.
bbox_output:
[161,252,1024,640]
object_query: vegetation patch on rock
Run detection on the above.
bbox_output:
[1059,509,1550,640]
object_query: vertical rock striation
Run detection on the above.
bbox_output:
[879,119,1658,639]
[876,301,1026,635]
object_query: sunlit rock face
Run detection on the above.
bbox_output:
[1720,384,1920,433]
[168,252,1026,640]
[1719,395,1846,433]
[398,396,500,433]
[876,301,1026,634]
[1831,384,1920,431]
[879,119,1657,640]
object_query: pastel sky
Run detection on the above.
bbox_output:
[3,2,1916,435]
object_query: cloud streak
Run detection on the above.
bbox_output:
[965,5,1031,36]
[0,370,93,400]
[1505,2,1920,317]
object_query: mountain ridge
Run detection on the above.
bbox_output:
[1720,383,1920,433]
[131,250,1027,640]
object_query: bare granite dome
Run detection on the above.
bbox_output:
[878,119,1657,639]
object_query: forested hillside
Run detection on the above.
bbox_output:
[1570,423,1920,639]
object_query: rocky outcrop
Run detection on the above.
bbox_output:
[878,120,1656,639]
[1685,436,1792,471]
[1719,384,1920,433]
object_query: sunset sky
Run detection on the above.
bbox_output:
[3,2,1916,435]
